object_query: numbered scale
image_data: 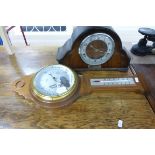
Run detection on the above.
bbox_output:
[90,77,137,86]
[12,64,143,108]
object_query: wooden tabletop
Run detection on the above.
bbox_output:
[132,64,155,113]
[0,46,155,129]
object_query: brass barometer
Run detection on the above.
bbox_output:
[12,65,143,108]
[31,64,79,103]
[12,64,80,108]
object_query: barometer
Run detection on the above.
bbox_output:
[12,65,143,108]
[31,65,79,103]
[13,65,80,108]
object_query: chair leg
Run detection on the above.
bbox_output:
[0,26,14,55]
[20,26,29,46]
[6,26,16,45]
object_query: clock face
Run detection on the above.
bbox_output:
[31,64,78,102]
[79,33,115,65]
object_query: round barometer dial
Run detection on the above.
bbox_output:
[79,33,115,65]
[31,64,79,103]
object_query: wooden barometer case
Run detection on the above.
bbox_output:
[56,26,130,71]
[12,64,144,108]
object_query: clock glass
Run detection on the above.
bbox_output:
[79,33,115,65]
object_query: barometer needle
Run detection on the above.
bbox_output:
[49,74,70,89]
[49,73,57,82]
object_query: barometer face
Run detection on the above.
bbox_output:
[31,64,78,102]
[79,33,115,65]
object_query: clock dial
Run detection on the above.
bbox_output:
[79,33,115,65]
[31,64,78,102]
[86,40,107,59]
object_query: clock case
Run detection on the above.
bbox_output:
[56,26,130,71]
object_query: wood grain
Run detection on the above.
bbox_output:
[132,64,155,113]
[0,46,155,128]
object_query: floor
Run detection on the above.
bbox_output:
[0,45,155,128]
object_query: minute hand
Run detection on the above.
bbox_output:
[90,45,104,53]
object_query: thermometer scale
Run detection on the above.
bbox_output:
[90,77,138,86]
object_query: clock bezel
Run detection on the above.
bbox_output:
[78,33,115,65]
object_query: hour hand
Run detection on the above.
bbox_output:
[90,45,98,51]
[90,45,103,53]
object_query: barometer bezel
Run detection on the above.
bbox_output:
[30,64,79,103]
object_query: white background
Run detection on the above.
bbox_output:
[0,0,155,155]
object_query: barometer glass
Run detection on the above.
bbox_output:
[31,64,78,102]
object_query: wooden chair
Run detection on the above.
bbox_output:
[0,26,14,55]
[0,26,29,55]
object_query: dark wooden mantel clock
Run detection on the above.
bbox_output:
[56,26,130,71]
[12,26,144,109]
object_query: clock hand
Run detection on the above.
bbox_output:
[90,45,98,52]
[90,45,104,53]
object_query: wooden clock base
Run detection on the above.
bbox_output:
[12,66,144,108]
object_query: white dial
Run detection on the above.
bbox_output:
[79,33,115,65]
[31,64,78,101]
